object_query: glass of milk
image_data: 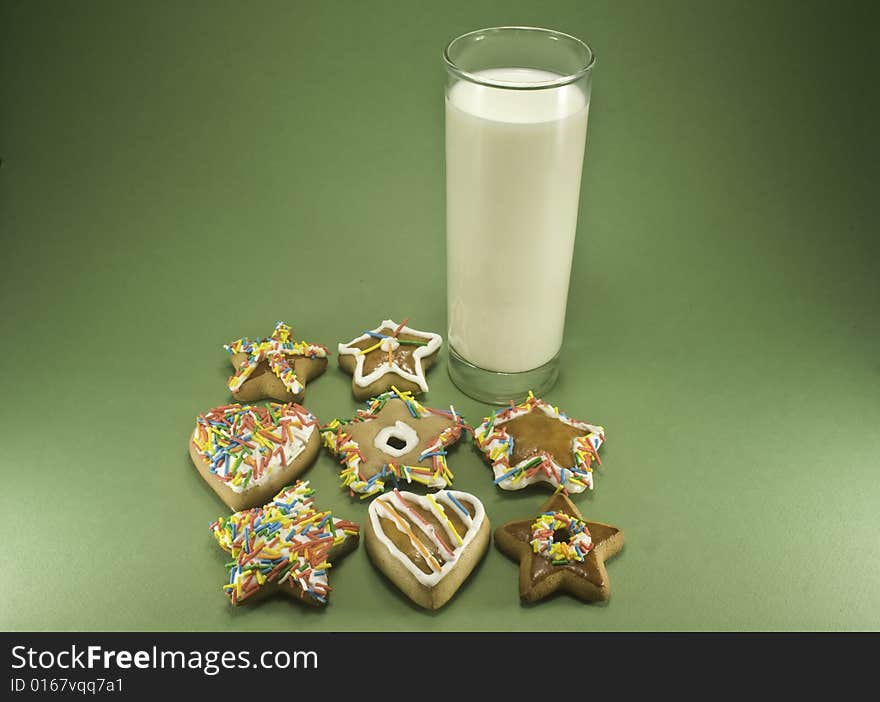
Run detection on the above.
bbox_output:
[444,26,595,404]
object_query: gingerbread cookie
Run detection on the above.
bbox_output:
[210,481,359,607]
[190,402,321,511]
[366,489,489,609]
[337,318,442,399]
[321,389,466,498]
[494,492,624,603]
[474,392,605,494]
[225,321,328,403]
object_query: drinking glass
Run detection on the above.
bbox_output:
[444,26,595,404]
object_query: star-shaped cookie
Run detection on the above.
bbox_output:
[210,481,360,607]
[494,493,624,603]
[474,392,605,494]
[225,321,329,403]
[321,389,466,498]
[337,319,442,400]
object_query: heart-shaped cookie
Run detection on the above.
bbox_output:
[190,402,321,511]
[365,489,489,609]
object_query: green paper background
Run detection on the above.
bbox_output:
[1,0,878,631]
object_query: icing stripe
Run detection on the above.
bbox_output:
[443,492,473,525]
[392,490,456,558]
[426,493,463,546]
[377,501,443,572]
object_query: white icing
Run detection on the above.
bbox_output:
[379,337,400,352]
[338,319,442,391]
[196,418,315,494]
[368,489,485,587]
[373,420,420,458]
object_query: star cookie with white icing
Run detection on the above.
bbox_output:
[210,481,360,607]
[337,318,442,400]
[474,392,605,495]
[366,489,490,609]
[494,492,624,603]
[320,389,467,498]
[225,321,329,403]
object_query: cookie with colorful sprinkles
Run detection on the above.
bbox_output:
[320,388,467,498]
[337,318,442,400]
[474,392,605,495]
[190,402,321,511]
[210,481,360,607]
[225,321,329,403]
[494,492,624,603]
[366,489,489,609]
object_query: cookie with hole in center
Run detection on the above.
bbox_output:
[495,492,624,603]
[321,389,466,498]
[337,318,442,400]
[366,489,489,609]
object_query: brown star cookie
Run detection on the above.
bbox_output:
[494,493,624,603]
[321,389,467,498]
[474,393,606,494]
[210,481,359,607]
[225,321,329,403]
[337,318,442,400]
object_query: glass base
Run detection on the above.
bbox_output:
[447,346,560,405]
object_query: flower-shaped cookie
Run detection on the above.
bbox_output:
[321,389,466,498]
[494,492,624,603]
[337,318,442,400]
[225,321,329,403]
[210,481,360,607]
[474,393,605,494]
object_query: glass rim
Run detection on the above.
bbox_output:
[443,26,596,90]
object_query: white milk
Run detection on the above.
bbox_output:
[445,67,589,373]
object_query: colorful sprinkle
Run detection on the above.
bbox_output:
[321,388,467,498]
[192,403,319,493]
[529,511,593,564]
[225,321,329,395]
[210,481,359,606]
